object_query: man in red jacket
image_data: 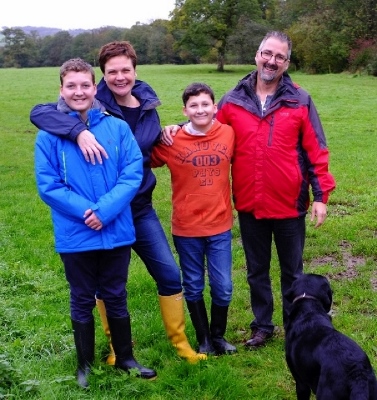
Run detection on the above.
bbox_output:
[215,31,336,348]
[162,31,336,349]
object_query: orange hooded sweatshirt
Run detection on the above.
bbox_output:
[151,120,235,237]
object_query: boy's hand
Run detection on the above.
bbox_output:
[83,209,103,230]
[77,130,108,165]
[161,125,180,145]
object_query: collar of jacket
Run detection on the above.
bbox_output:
[57,97,105,113]
[67,108,107,128]
[238,70,297,98]
[96,78,161,119]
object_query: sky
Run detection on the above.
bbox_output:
[1,0,176,30]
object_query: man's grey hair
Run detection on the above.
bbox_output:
[258,31,292,59]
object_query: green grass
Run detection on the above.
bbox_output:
[0,64,376,399]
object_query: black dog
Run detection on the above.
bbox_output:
[285,273,377,400]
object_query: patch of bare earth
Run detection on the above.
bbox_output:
[310,240,373,287]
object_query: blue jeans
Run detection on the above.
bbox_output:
[132,208,182,296]
[61,246,131,322]
[238,212,305,332]
[173,230,233,306]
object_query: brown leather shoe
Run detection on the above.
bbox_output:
[244,329,273,348]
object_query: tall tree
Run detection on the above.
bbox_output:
[227,17,269,64]
[1,28,30,67]
[170,0,263,71]
[125,23,153,64]
[287,14,349,73]
[39,31,73,66]
[277,0,376,72]
[147,20,176,64]
[331,0,377,40]
[257,0,278,23]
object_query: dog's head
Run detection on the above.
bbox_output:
[287,273,333,312]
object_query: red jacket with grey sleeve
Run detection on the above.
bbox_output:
[216,71,335,219]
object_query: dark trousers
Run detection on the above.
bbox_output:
[60,246,131,322]
[238,212,305,332]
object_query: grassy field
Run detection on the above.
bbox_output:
[0,64,376,399]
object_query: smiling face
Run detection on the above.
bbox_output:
[60,71,96,118]
[255,37,290,85]
[183,92,217,133]
[103,55,136,105]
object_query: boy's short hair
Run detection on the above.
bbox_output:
[98,41,137,73]
[59,58,95,85]
[182,82,215,105]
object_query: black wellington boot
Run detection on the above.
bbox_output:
[107,315,157,380]
[71,319,95,388]
[210,303,237,355]
[186,299,216,355]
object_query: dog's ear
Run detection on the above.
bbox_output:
[286,281,297,303]
[319,276,333,312]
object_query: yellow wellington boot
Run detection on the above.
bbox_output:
[159,292,207,363]
[96,298,116,365]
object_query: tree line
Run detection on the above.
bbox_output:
[1,0,376,74]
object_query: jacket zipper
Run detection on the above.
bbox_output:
[62,151,67,184]
[267,114,274,147]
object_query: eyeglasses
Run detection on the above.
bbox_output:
[260,50,288,64]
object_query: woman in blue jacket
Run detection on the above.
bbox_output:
[35,58,156,387]
[30,42,204,364]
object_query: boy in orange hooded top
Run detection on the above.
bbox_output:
[151,82,236,356]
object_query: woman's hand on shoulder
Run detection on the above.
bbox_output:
[77,130,108,164]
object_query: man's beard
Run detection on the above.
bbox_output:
[260,63,278,83]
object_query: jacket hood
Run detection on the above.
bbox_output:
[96,78,161,115]
[236,71,298,97]
[182,119,223,137]
[57,97,108,128]
[218,71,300,115]
[57,96,106,114]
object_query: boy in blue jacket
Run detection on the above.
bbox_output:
[34,58,156,388]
